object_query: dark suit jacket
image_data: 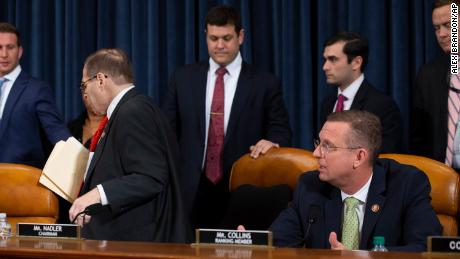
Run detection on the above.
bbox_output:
[162,61,292,213]
[270,158,442,252]
[0,71,70,168]
[411,54,450,163]
[81,89,191,243]
[320,80,403,153]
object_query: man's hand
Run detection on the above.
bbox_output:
[329,232,347,250]
[237,225,246,231]
[69,188,102,227]
[249,139,279,159]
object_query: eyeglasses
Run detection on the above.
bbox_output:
[79,74,108,91]
[313,139,361,157]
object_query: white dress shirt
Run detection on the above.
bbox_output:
[341,173,373,233]
[333,74,364,112]
[0,65,21,120]
[201,52,243,168]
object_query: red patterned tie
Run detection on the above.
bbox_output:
[205,67,227,184]
[89,116,108,152]
[335,94,348,112]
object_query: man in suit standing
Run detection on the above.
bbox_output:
[411,0,460,168]
[69,48,190,242]
[320,32,402,153]
[0,22,70,168]
[162,5,292,228]
[270,110,441,251]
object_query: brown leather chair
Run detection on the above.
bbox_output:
[380,154,460,236]
[229,147,319,192]
[224,148,319,229]
[0,163,59,234]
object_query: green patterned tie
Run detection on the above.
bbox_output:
[341,197,360,250]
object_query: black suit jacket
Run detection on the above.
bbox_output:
[270,158,442,252]
[320,80,403,153]
[162,61,292,213]
[81,89,191,243]
[411,54,450,162]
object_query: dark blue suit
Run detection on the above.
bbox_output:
[320,80,403,153]
[162,61,292,222]
[270,158,442,252]
[0,71,70,168]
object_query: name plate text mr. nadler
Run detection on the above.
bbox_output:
[17,223,80,239]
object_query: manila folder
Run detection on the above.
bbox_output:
[39,137,89,202]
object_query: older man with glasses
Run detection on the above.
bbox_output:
[269,110,441,252]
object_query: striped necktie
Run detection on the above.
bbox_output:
[446,74,460,166]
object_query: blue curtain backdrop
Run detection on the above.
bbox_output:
[0,0,442,151]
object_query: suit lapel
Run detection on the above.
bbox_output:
[324,188,343,248]
[224,62,253,146]
[0,72,28,141]
[83,89,138,191]
[350,80,369,110]
[360,164,386,249]
[196,63,209,142]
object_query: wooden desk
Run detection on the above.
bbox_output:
[0,237,456,259]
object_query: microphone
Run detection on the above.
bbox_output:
[71,203,106,224]
[302,205,321,247]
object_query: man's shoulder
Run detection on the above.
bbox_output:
[417,55,449,78]
[375,158,429,183]
[172,61,208,75]
[358,81,399,106]
[297,171,333,193]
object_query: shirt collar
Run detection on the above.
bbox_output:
[338,74,364,99]
[2,65,21,82]
[341,172,373,203]
[209,52,242,77]
[107,85,135,119]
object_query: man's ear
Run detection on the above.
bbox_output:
[351,56,363,71]
[353,148,368,169]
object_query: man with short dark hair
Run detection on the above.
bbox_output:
[411,0,460,168]
[271,110,442,252]
[162,5,292,229]
[320,31,402,153]
[0,22,70,168]
[69,48,190,242]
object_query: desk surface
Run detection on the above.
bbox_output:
[0,237,456,259]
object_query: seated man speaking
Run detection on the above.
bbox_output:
[269,110,441,251]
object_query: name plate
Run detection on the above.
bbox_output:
[195,229,272,247]
[17,223,81,239]
[428,236,460,253]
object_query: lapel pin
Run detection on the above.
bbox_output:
[371,204,380,213]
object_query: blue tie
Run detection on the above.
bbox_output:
[0,78,6,122]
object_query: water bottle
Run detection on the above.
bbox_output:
[0,213,12,239]
[371,236,388,252]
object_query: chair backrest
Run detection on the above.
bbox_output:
[229,147,319,192]
[0,163,59,234]
[224,148,318,229]
[379,154,460,236]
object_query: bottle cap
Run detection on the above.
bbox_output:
[373,236,385,245]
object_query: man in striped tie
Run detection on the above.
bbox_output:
[411,0,460,169]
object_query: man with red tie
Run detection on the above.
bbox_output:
[69,48,190,242]
[320,31,402,154]
[162,5,292,229]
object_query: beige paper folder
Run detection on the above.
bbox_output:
[39,137,89,202]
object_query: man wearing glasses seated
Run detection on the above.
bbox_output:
[270,110,441,252]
